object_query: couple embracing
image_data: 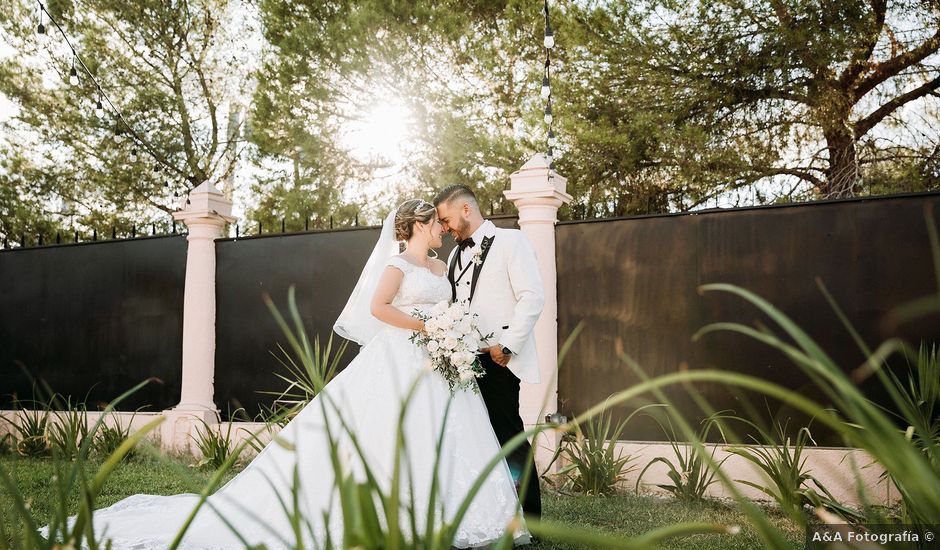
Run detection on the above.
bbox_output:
[63,184,545,548]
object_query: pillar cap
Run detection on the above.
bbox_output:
[505,153,572,204]
[172,181,238,224]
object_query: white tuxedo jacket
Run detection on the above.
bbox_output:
[447,225,545,384]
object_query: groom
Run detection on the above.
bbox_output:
[433,184,544,519]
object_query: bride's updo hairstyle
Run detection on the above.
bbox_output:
[394,199,436,242]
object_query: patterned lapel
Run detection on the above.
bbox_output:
[469,235,495,304]
[447,248,460,302]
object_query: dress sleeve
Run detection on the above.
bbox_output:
[384,256,412,274]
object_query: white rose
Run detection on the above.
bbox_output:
[437,316,454,330]
[427,340,440,353]
[465,335,480,351]
[459,370,474,382]
[425,318,440,333]
[456,318,472,334]
[443,337,458,350]
[448,304,465,321]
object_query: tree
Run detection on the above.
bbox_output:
[560,0,940,217]
[250,0,550,223]
[0,0,254,240]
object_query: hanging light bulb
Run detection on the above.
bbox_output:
[114,128,125,143]
[541,76,550,99]
[129,148,139,162]
[544,1,555,49]
[94,98,104,118]
[37,11,47,43]
[547,146,554,165]
[68,57,79,86]
[548,129,557,147]
[544,101,553,124]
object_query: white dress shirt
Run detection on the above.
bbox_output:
[454,220,496,303]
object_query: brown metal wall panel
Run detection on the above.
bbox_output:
[556,194,940,444]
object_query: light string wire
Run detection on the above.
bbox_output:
[35,0,194,206]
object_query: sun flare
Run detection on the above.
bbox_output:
[342,97,413,163]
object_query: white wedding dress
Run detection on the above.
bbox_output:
[47,255,529,549]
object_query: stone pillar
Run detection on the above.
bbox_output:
[504,153,572,473]
[164,182,236,452]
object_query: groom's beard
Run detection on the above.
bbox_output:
[453,218,472,242]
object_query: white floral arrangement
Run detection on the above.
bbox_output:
[409,301,493,393]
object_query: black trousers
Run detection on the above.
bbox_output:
[475,353,542,518]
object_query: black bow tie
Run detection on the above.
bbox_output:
[457,237,476,251]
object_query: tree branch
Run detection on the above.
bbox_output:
[855,74,940,137]
[853,27,940,101]
[837,0,888,89]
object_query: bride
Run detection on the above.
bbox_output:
[48,199,530,549]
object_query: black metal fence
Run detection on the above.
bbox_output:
[3,193,938,445]
[556,192,940,444]
[212,216,520,417]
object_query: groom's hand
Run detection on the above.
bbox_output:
[483,346,510,367]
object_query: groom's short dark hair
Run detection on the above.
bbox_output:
[433,184,478,207]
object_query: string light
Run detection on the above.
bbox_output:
[68,56,79,86]
[36,8,47,43]
[541,0,556,169]
[33,0,186,207]
[544,4,555,49]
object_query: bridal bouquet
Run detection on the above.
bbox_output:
[409,301,493,393]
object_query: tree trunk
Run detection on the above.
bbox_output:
[822,128,860,199]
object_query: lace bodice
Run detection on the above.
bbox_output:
[385,256,452,309]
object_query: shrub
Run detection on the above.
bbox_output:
[47,398,89,461]
[719,415,860,523]
[559,406,636,495]
[262,287,347,417]
[191,413,243,471]
[637,413,726,502]
[93,414,137,461]
[11,408,49,458]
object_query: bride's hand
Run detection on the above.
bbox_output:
[417,319,426,333]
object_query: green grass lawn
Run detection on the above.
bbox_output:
[1,455,803,548]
